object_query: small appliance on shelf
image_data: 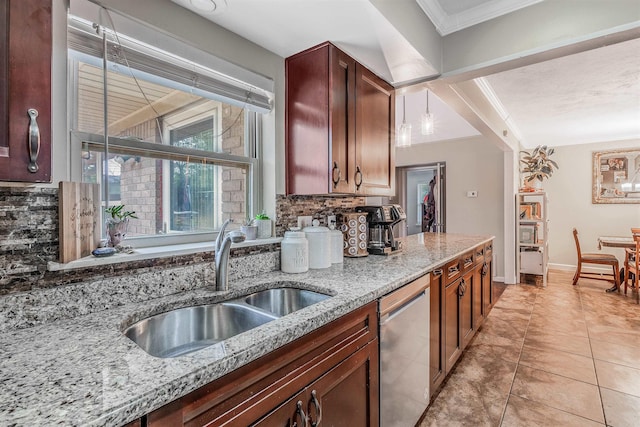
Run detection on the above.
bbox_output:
[356,205,406,255]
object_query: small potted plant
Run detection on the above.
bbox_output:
[240,217,258,240]
[254,212,272,239]
[520,145,559,190]
[105,204,137,247]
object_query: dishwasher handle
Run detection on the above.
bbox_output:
[380,290,426,325]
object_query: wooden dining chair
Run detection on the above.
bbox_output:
[624,229,640,303]
[572,228,620,289]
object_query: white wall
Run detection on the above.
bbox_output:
[543,139,640,270]
[396,136,505,279]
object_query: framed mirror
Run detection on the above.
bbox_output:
[593,148,640,204]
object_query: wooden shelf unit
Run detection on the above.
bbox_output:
[516,191,549,287]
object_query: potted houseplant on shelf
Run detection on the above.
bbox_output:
[254,212,272,239]
[240,217,258,240]
[520,145,559,191]
[105,204,137,247]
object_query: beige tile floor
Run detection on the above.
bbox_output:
[420,270,640,427]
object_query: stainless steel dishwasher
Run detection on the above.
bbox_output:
[379,274,430,427]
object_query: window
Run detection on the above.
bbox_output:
[67,11,270,245]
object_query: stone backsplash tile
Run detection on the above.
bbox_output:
[0,187,59,292]
[275,194,365,236]
[0,190,363,301]
[0,187,280,296]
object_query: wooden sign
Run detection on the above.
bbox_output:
[58,181,101,263]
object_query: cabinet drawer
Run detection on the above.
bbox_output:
[485,241,493,257]
[460,251,475,273]
[444,258,461,285]
[474,244,485,265]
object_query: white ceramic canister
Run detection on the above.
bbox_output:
[302,220,331,269]
[329,224,344,263]
[280,229,309,273]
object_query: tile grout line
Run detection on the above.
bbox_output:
[577,282,609,426]
[497,284,538,427]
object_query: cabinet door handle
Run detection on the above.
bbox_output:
[354,165,363,190]
[308,389,322,427]
[458,279,467,298]
[27,109,40,173]
[448,265,459,275]
[293,400,307,427]
[433,268,443,276]
[481,262,488,277]
[332,162,341,188]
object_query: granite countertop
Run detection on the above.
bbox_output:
[0,232,492,426]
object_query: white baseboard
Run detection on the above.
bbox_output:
[493,276,505,283]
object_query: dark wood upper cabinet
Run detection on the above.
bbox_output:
[0,0,52,183]
[355,64,395,197]
[286,42,394,196]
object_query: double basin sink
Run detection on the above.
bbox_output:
[124,287,330,358]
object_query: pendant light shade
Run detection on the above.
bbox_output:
[397,95,412,147]
[421,90,434,135]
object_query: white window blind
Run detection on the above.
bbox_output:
[67,6,273,114]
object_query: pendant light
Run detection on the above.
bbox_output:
[397,95,412,147]
[421,90,434,135]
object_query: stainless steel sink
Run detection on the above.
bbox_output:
[244,288,330,316]
[124,303,278,358]
[124,287,331,358]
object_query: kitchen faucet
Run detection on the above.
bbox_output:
[215,219,246,291]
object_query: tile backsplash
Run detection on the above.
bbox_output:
[0,187,58,294]
[0,189,368,297]
[275,194,366,236]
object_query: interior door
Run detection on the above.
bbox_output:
[396,163,446,236]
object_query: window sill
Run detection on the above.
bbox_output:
[47,237,282,272]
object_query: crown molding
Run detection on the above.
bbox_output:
[416,0,543,36]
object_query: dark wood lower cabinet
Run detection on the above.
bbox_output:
[443,277,462,373]
[429,268,445,394]
[145,302,378,427]
[460,270,474,349]
[473,264,484,330]
[255,339,378,427]
[430,240,494,399]
[483,242,494,313]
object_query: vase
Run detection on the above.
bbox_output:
[106,218,129,247]
[524,178,543,191]
[255,219,272,239]
[241,225,258,240]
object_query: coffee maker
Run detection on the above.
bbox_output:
[356,205,406,255]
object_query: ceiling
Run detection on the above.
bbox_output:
[170,0,640,149]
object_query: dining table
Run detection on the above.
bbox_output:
[597,235,636,292]
[597,235,635,250]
